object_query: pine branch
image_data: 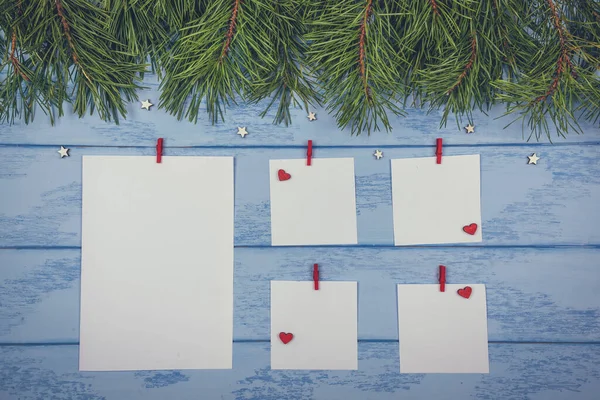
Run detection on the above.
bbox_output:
[219,0,240,62]
[9,31,27,81]
[447,32,477,95]
[307,0,407,135]
[0,0,598,139]
[429,0,440,16]
[533,0,575,103]
[246,0,318,126]
[492,0,598,140]
[160,0,275,124]
[55,0,91,83]
[102,0,170,76]
[0,1,55,124]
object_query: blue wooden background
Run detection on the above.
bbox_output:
[1,77,600,399]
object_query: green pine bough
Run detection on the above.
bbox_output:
[0,0,598,140]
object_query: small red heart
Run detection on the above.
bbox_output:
[463,223,478,235]
[279,332,294,344]
[278,169,291,181]
[457,286,472,299]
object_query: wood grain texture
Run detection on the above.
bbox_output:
[1,74,600,399]
[1,343,600,400]
[1,247,599,344]
[1,146,599,247]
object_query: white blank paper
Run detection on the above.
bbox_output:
[80,156,234,371]
[271,281,358,370]
[391,155,482,245]
[269,158,358,246]
[397,284,489,373]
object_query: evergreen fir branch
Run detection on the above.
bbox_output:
[0,0,598,139]
[412,0,532,129]
[3,0,145,124]
[153,0,207,32]
[447,32,477,95]
[9,30,27,81]
[52,0,144,122]
[246,0,319,126]
[391,0,471,107]
[160,0,276,124]
[307,0,407,135]
[492,0,599,140]
[102,0,170,76]
[0,1,56,124]
[429,0,440,16]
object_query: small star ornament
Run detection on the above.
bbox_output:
[307,112,317,121]
[237,127,248,138]
[527,153,540,165]
[140,99,153,110]
[465,123,475,134]
[58,146,70,158]
[373,149,383,160]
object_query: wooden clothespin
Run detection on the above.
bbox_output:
[313,263,319,290]
[435,138,443,164]
[439,265,446,292]
[156,138,164,163]
[307,140,313,166]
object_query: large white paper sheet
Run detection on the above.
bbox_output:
[269,158,358,246]
[271,281,358,370]
[80,156,234,371]
[397,284,489,373]
[391,155,482,245]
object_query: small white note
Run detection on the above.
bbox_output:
[271,281,358,370]
[80,156,234,371]
[391,155,482,245]
[397,284,489,373]
[269,158,358,246]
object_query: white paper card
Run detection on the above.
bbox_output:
[80,156,234,371]
[397,284,489,373]
[391,155,482,245]
[271,281,358,370]
[269,158,358,246]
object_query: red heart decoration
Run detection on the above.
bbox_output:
[278,169,291,181]
[457,286,472,299]
[279,332,294,344]
[463,223,478,235]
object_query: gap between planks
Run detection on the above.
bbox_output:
[2,340,600,347]
[1,142,600,150]
[1,244,600,251]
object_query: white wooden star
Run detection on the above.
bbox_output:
[373,150,383,160]
[307,112,317,121]
[141,99,153,110]
[465,124,475,133]
[58,146,70,158]
[237,127,248,138]
[527,153,540,165]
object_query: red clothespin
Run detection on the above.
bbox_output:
[156,138,164,163]
[435,138,443,164]
[439,265,446,292]
[313,263,319,290]
[307,140,313,166]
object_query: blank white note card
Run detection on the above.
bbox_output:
[397,284,489,373]
[269,158,358,246]
[80,156,234,371]
[271,281,358,370]
[391,155,482,245]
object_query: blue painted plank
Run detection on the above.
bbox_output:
[1,343,599,399]
[0,77,598,147]
[1,248,599,344]
[1,146,598,247]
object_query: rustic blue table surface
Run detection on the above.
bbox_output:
[1,78,600,400]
